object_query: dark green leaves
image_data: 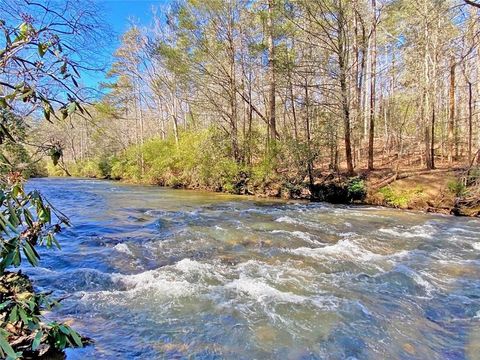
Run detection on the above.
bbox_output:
[0,272,85,357]
[69,329,83,348]
[0,181,65,271]
[49,145,63,166]
[48,323,84,350]
[32,330,43,351]
[0,331,19,360]
[23,240,40,267]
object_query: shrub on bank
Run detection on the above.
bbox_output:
[447,180,467,197]
[107,130,250,192]
[347,177,367,202]
[379,185,425,208]
[70,160,101,178]
[55,129,325,197]
[46,162,66,177]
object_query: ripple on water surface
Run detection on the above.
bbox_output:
[24,178,480,359]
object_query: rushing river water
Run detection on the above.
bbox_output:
[25,178,480,359]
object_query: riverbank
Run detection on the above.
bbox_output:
[46,161,480,216]
[185,168,479,217]
[364,168,479,216]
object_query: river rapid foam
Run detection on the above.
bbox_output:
[26,178,480,359]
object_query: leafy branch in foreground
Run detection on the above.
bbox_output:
[0,175,86,359]
[0,0,105,357]
[0,173,68,272]
[0,273,83,359]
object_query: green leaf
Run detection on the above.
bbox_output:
[58,325,70,335]
[9,305,18,323]
[0,301,11,311]
[0,216,10,234]
[12,248,21,267]
[52,234,61,250]
[37,43,49,57]
[19,22,28,35]
[23,240,39,267]
[55,333,67,349]
[44,233,60,249]
[38,206,51,223]
[17,307,29,325]
[13,22,29,42]
[11,185,21,198]
[67,102,76,115]
[7,202,20,227]
[69,329,83,348]
[43,107,51,121]
[32,330,43,351]
[19,88,33,100]
[61,108,68,120]
[0,333,19,360]
[1,213,18,233]
[1,249,15,269]
[23,208,33,227]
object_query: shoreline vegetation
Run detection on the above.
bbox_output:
[41,142,479,217]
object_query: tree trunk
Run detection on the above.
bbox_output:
[304,78,314,190]
[420,2,434,170]
[288,69,298,142]
[368,0,376,170]
[448,59,455,164]
[338,1,354,175]
[431,107,435,169]
[468,81,473,163]
[227,10,239,162]
[267,0,277,142]
[172,90,179,145]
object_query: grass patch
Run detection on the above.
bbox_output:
[379,185,425,208]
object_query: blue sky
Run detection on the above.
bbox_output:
[82,0,169,90]
[101,0,168,34]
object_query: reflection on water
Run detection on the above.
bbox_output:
[26,178,480,359]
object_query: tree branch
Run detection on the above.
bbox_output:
[464,0,480,8]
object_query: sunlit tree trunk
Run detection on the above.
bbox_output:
[267,0,277,142]
[368,0,377,170]
[448,58,456,165]
[338,0,354,175]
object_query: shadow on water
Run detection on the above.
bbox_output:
[24,177,480,359]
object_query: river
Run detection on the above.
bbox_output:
[25,177,480,359]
